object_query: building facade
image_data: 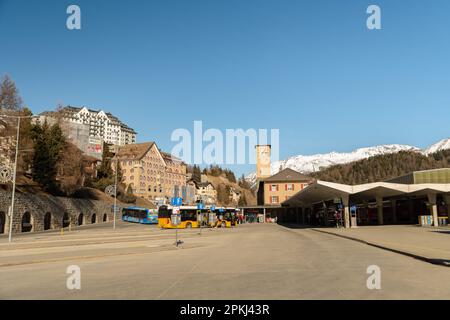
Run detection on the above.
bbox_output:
[37,106,136,147]
[262,168,313,206]
[182,180,198,205]
[195,182,217,205]
[117,142,187,205]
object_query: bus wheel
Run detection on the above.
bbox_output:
[186,223,192,228]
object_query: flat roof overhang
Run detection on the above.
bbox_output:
[238,205,282,210]
[282,180,450,207]
[282,181,351,207]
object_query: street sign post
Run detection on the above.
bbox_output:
[208,212,215,227]
[171,212,183,247]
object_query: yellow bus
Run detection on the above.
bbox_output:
[158,205,209,229]
[215,207,239,228]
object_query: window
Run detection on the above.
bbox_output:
[270,184,278,192]
[271,196,279,204]
[286,184,294,191]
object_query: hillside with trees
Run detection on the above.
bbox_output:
[187,165,256,206]
[311,150,450,185]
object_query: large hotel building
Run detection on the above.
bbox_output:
[36,106,137,160]
[117,142,187,205]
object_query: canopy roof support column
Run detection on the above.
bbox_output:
[342,195,350,229]
[445,195,450,222]
[428,193,439,227]
[376,196,384,225]
[390,199,397,224]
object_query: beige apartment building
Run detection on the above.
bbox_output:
[195,182,217,205]
[117,142,186,204]
[263,168,313,206]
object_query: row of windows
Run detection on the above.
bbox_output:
[122,168,185,179]
[269,183,306,192]
[270,196,291,204]
[128,184,181,194]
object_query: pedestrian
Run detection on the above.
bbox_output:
[334,210,341,228]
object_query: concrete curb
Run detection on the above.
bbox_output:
[311,228,450,268]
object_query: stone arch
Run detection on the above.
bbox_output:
[0,211,6,234]
[22,211,33,233]
[103,213,108,222]
[44,212,52,231]
[91,213,97,224]
[78,213,84,226]
[62,212,71,228]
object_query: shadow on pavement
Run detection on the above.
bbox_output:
[431,231,450,235]
[276,223,314,229]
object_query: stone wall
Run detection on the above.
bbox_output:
[0,190,114,234]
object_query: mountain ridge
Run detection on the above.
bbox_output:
[246,138,450,183]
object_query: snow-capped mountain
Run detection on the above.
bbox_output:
[246,138,450,184]
[424,138,450,155]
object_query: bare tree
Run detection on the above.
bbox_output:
[0,75,23,111]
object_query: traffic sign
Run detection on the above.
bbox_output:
[197,203,205,210]
[171,197,182,206]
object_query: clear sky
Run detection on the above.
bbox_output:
[1,0,449,176]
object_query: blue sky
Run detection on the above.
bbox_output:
[1,0,449,176]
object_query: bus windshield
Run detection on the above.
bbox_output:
[158,206,172,218]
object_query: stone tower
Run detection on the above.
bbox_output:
[256,145,271,180]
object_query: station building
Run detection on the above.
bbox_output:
[279,168,450,228]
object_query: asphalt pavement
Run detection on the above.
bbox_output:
[1,222,449,299]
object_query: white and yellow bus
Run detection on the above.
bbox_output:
[158,205,210,229]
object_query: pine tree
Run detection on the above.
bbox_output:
[97,142,114,179]
[311,150,450,185]
[30,121,66,192]
[192,165,202,183]
[238,174,251,189]
[238,193,247,206]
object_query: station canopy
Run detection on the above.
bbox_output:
[282,180,450,207]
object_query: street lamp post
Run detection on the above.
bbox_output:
[105,154,119,230]
[113,157,118,230]
[1,113,36,243]
[8,117,20,243]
